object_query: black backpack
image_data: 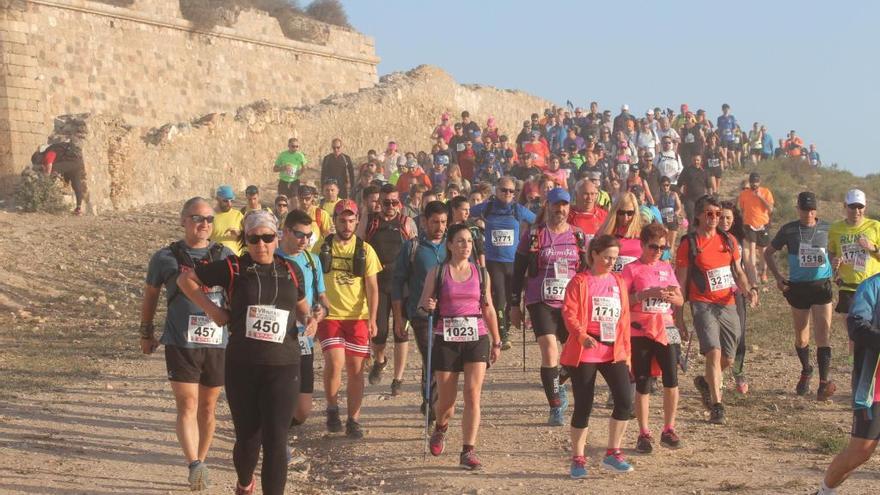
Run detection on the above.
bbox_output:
[166,241,226,305]
[683,229,737,300]
[319,234,366,277]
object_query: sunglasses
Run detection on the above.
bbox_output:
[332,146,342,150]
[218,198,233,203]
[383,199,401,207]
[647,243,669,251]
[290,144,300,148]
[289,230,313,240]
[848,204,865,210]
[703,210,721,218]
[617,210,635,217]
[276,203,289,208]
[189,214,214,224]
[499,188,516,194]
[246,233,277,244]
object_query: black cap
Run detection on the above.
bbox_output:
[748,172,760,183]
[245,185,259,195]
[798,191,818,210]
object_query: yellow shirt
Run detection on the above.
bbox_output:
[321,198,340,219]
[307,205,333,253]
[323,236,382,320]
[210,209,244,255]
[829,218,880,290]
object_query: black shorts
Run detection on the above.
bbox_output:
[836,290,856,314]
[299,351,314,394]
[783,279,833,310]
[852,402,880,440]
[164,345,225,387]
[631,336,679,393]
[744,227,771,247]
[707,166,723,179]
[431,334,490,372]
[278,179,300,199]
[526,303,569,342]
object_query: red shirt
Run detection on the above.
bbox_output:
[568,207,607,241]
[675,232,741,305]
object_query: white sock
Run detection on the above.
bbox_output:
[818,480,837,495]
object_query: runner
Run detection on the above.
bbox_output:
[240,185,273,215]
[321,138,356,199]
[599,192,644,275]
[656,176,684,257]
[764,192,836,399]
[737,172,775,285]
[510,188,587,425]
[704,134,725,197]
[623,223,684,453]
[567,179,608,245]
[419,223,502,470]
[298,185,332,252]
[676,195,758,424]
[470,177,537,349]
[560,234,634,478]
[274,137,307,201]
[140,197,233,491]
[210,185,244,255]
[359,184,418,394]
[177,210,315,495]
[317,199,382,438]
[814,271,880,495]
[449,195,486,266]
[272,195,289,225]
[276,209,331,429]
[392,201,449,417]
[828,189,880,364]
[718,201,753,394]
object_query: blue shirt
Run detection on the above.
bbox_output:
[847,274,880,410]
[762,133,775,154]
[717,114,737,142]
[276,248,326,348]
[392,235,447,319]
[470,198,537,263]
[769,220,832,282]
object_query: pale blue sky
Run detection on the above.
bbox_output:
[342,0,877,176]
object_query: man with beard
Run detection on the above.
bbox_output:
[209,185,244,255]
[321,138,356,199]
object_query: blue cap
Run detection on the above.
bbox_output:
[216,185,234,200]
[547,187,571,204]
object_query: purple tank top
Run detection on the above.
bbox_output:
[433,263,488,336]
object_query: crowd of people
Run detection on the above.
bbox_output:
[130,102,877,495]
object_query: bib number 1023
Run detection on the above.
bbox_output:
[442,317,478,342]
[245,305,289,344]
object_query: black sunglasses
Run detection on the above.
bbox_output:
[189,214,214,224]
[848,204,865,210]
[289,230,313,240]
[647,243,669,251]
[499,187,515,194]
[617,210,636,217]
[276,203,289,208]
[383,199,401,206]
[246,233,277,244]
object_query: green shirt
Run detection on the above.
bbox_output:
[275,150,308,182]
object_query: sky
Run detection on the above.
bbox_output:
[341,0,878,176]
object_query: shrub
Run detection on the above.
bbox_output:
[14,168,68,213]
[305,0,350,27]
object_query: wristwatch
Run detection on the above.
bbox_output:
[492,342,503,349]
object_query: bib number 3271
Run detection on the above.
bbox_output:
[707,266,734,292]
[245,305,289,344]
[442,317,478,342]
[491,229,514,247]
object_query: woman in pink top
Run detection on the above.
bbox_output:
[560,234,634,478]
[599,192,644,274]
[622,223,685,454]
[418,224,501,471]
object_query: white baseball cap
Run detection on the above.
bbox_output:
[621,104,629,111]
[845,189,866,206]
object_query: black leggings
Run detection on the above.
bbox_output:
[486,260,513,340]
[567,360,632,429]
[733,291,747,376]
[372,290,406,345]
[53,159,86,208]
[631,336,679,393]
[225,362,299,495]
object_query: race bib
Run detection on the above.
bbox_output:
[798,243,826,268]
[612,256,637,273]
[591,296,621,343]
[661,207,675,223]
[708,158,721,168]
[456,143,465,152]
[542,278,569,302]
[706,265,734,292]
[491,229,515,247]
[842,243,867,273]
[186,315,223,345]
[642,296,671,313]
[298,335,312,356]
[665,326,681,345]
[685,134,695,144]
[554,260,569,278]
[245,305,289,344]
[442,317,479,342]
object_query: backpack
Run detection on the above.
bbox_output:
[364,213,413,243]
[301,251,321,302]
[31,142,81,166]
[166,241,226,305]
[223,254,300,301]
[683,229,737,301]
[526,225,589,276]
[319,234,366,277]
[432,261,487,320]
[481,197,521,222]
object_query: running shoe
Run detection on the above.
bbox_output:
[501,340,512,351]
[601,451,634,473]
[368,359,387,385]
[73,207,82,216]
[660,429,681,449]
[635,433,653,454]
[459,450,482,470]
[817,380,837,401]
[709,403,725,425]
[796,368,813,396]
[735,374,749,395]
[548,406,565,426]
[429,424,447,456]
[570,456,588,479]
[187,460,208,491]
[694,375,712,410]
[345,418,364,439]
[390,378,403,396]
[559,384,570,411]
[234,477,255,495]
[326,406,343,433]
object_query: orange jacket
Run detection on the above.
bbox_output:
[560,272,631,367]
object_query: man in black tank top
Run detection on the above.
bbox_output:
[358,184,417,394]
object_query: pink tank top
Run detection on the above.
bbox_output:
[433,263,488,336]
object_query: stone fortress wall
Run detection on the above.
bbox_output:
[0,0,379,192]
[63,65,552,212]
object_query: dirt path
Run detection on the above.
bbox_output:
[0,178,878,494]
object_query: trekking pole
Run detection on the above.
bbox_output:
[680,326,692,373]
[521,311,526,373]
[423,313,434,460]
